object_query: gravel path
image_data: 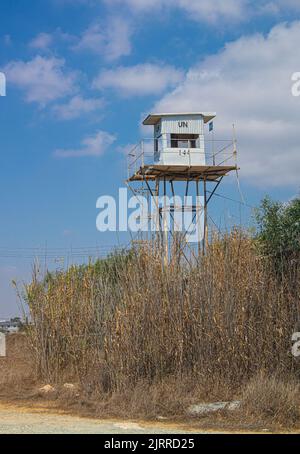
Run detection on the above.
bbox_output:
[0,403,203,434]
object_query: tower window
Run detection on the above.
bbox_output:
[171,134,199,148]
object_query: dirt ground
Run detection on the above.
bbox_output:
[0,335,229,433]
[0,401,214,434]
[0,334,299,434]
[0,333,36,396]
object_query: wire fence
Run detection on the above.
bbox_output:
[0,245,128,260]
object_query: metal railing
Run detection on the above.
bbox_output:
[127,137,237,178]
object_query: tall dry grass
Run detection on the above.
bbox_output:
[23,232,300,399]
[240,372,300,426]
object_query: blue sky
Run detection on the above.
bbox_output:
[0,0,300,316]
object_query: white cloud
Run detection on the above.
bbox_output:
[150,22,300,187]
[29,33,53,50]
[104,0,300,23]
[93,63,184,97]
[4,56,77,106]
[175,0,247,23]
[104,0,248,23]
[54,130,116,158]
[52,95,104,120]
[254,0,300,16]
[274,0,300,11]
[73,16,133,61]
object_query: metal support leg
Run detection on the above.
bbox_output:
[163,177,168,267]
[203,178,208,255]
[196,180,201,258]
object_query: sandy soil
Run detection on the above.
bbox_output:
[0,401,226,434]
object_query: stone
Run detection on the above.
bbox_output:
[39,384,55,394]
[187,400,241,416]
[63,383,76,390]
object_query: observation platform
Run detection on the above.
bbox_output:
[126,138,238,183]
[127,164,238,182]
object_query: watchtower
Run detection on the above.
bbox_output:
[126,112,239,264]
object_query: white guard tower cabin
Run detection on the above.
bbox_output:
[127,112,238,263]
[145,112,215,167]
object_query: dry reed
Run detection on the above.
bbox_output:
[23,232,300,402]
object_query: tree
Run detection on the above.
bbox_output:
[255,196,300,264]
